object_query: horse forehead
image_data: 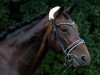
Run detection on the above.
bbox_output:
[49,6,60,20]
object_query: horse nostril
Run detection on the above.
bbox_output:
[81,56,87,62]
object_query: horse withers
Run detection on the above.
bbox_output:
[0,5,90,75]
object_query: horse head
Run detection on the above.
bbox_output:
[48,5,91,68]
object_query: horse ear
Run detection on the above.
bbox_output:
[49,6,64,20]
[58,6,64,15]
[65,4,76,14]
[54,6,64,18]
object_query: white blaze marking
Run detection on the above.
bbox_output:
[49,6,60,20]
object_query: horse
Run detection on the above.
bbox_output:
[0,5,90,75]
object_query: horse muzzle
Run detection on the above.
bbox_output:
[72,53,91,68]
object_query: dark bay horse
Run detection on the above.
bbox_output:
[0,5,90,75]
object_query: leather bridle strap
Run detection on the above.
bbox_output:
[51,20,85,75]
[64,39,85,56]
[51,19,85,55]
[51,12,85,75]
[51,19,68,50]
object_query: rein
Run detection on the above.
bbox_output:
[50,12,85,75]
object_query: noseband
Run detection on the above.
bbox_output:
[50,12,85,75]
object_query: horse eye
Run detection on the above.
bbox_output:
[61,28,67,32]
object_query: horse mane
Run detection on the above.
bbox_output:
[0,12,47,41]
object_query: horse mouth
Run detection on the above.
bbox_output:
[72,58,82,68]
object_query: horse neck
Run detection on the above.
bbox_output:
[0,16,52,75]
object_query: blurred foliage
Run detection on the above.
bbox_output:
[0,0,100,75]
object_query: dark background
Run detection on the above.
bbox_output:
[0,0,100,75]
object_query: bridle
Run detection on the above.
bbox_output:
[50,12,85,75]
